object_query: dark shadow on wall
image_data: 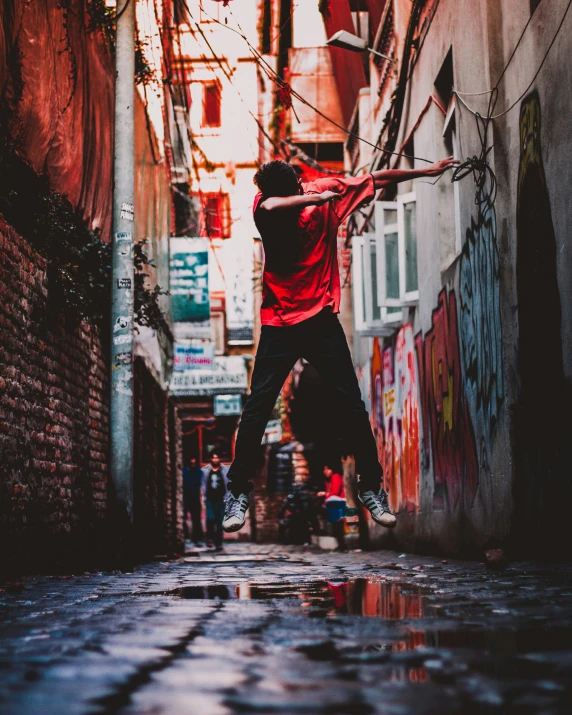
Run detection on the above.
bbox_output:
[512,91,572,557]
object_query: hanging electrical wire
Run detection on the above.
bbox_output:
[189,0,436,165]
[453,0,572,119]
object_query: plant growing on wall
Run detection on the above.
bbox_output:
[86,0,154,86]
[0,133,169,333]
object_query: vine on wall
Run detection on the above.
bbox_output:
[86,0,154,86]
[0,134,169,333]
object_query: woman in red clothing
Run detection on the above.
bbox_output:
[323,464,345,500]
[223,157,458,534]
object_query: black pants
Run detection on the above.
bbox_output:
[228,309,383,496]
[184,501,203,543]
[206,500,225,547]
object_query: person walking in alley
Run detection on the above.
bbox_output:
[203,453,229,550]
[182,456,205,545]
[223,157,458,534]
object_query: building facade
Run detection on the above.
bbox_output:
[323,0,572,555]
[168,1,259,513]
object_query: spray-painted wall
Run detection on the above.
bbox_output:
[352,0,572,556]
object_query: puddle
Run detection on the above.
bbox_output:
[171,578,427,619]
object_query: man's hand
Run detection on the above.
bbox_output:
[424,156,460,177]
[372,157,460,188]
[316,190,342,206]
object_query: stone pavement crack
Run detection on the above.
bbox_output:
[89,602,224,714]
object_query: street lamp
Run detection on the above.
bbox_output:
[326,29,396,65]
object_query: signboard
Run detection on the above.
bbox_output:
[225,238,254,345]
[170,237,210,334]
[170,356,248,396]
[214,394,242,416]
[174,341,215,371]
[262,418,283,444]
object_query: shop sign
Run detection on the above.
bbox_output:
[174,341,214,371]
[214,394,242,416]
[170,237,210,328]
[262,418,282,444]
[170,356,248,396]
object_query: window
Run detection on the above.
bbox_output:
[295,143,344,163]
[442,96,462,259]
[352,234,400,335]
[435,48,462,266]
[375,194,418,310]
[192,192,231,239]
[202,82,221,128]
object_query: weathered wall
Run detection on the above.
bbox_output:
[134,357,181,555]
[0,222,180,571]
[0,220,109,571]
[355,0,572,556]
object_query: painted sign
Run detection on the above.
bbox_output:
[173,341,215,371]
[262,418,283,444]
[169,356,248,396]
[170,237,210,327]
[225,239,254,345]
[214,394,242,416]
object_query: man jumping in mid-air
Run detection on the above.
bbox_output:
[223,157,458,534]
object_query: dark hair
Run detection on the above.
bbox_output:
[254,160,300,197]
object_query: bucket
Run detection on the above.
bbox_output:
[325,496,346,522]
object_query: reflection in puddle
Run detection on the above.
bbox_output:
[174,578,427,619]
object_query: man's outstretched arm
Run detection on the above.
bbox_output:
[258,191,341,212]
[371,156,459,189]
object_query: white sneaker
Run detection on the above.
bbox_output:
[358,488,397,528]
[223,493,249,533]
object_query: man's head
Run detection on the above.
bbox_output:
[210,453,221,468]
[323,465,334,479]
[189,456,197,469]
[254,160,302,198]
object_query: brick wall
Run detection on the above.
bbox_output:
[134,358,183,556]
[0,220,109,571]
[0,221,179,572]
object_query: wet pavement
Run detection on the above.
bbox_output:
[1,544,572,714]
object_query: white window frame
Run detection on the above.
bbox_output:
[398,191,419,305]
[375,196,419,312]
[443,96,463,257]
[352,235,368,333]
[353,234,398,335]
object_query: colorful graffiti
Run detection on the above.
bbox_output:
[415,289,478,509]
[370,324,420,513]
[459,193,504,442]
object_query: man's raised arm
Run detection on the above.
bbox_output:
[371,156,459,190]
[258,191,341,212]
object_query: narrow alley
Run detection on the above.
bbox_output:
[1,544,571,714]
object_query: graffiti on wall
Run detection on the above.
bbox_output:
[415,289,478,509]
[370,324,420,513]
[459,192,504,443]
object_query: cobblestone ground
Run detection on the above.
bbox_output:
[1,543,572,714]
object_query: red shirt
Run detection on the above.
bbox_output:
[253,174,375,326]
[325,472,345,500]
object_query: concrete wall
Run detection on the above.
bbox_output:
[353,0,572,556]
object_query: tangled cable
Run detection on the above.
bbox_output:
[451,88,498,205]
